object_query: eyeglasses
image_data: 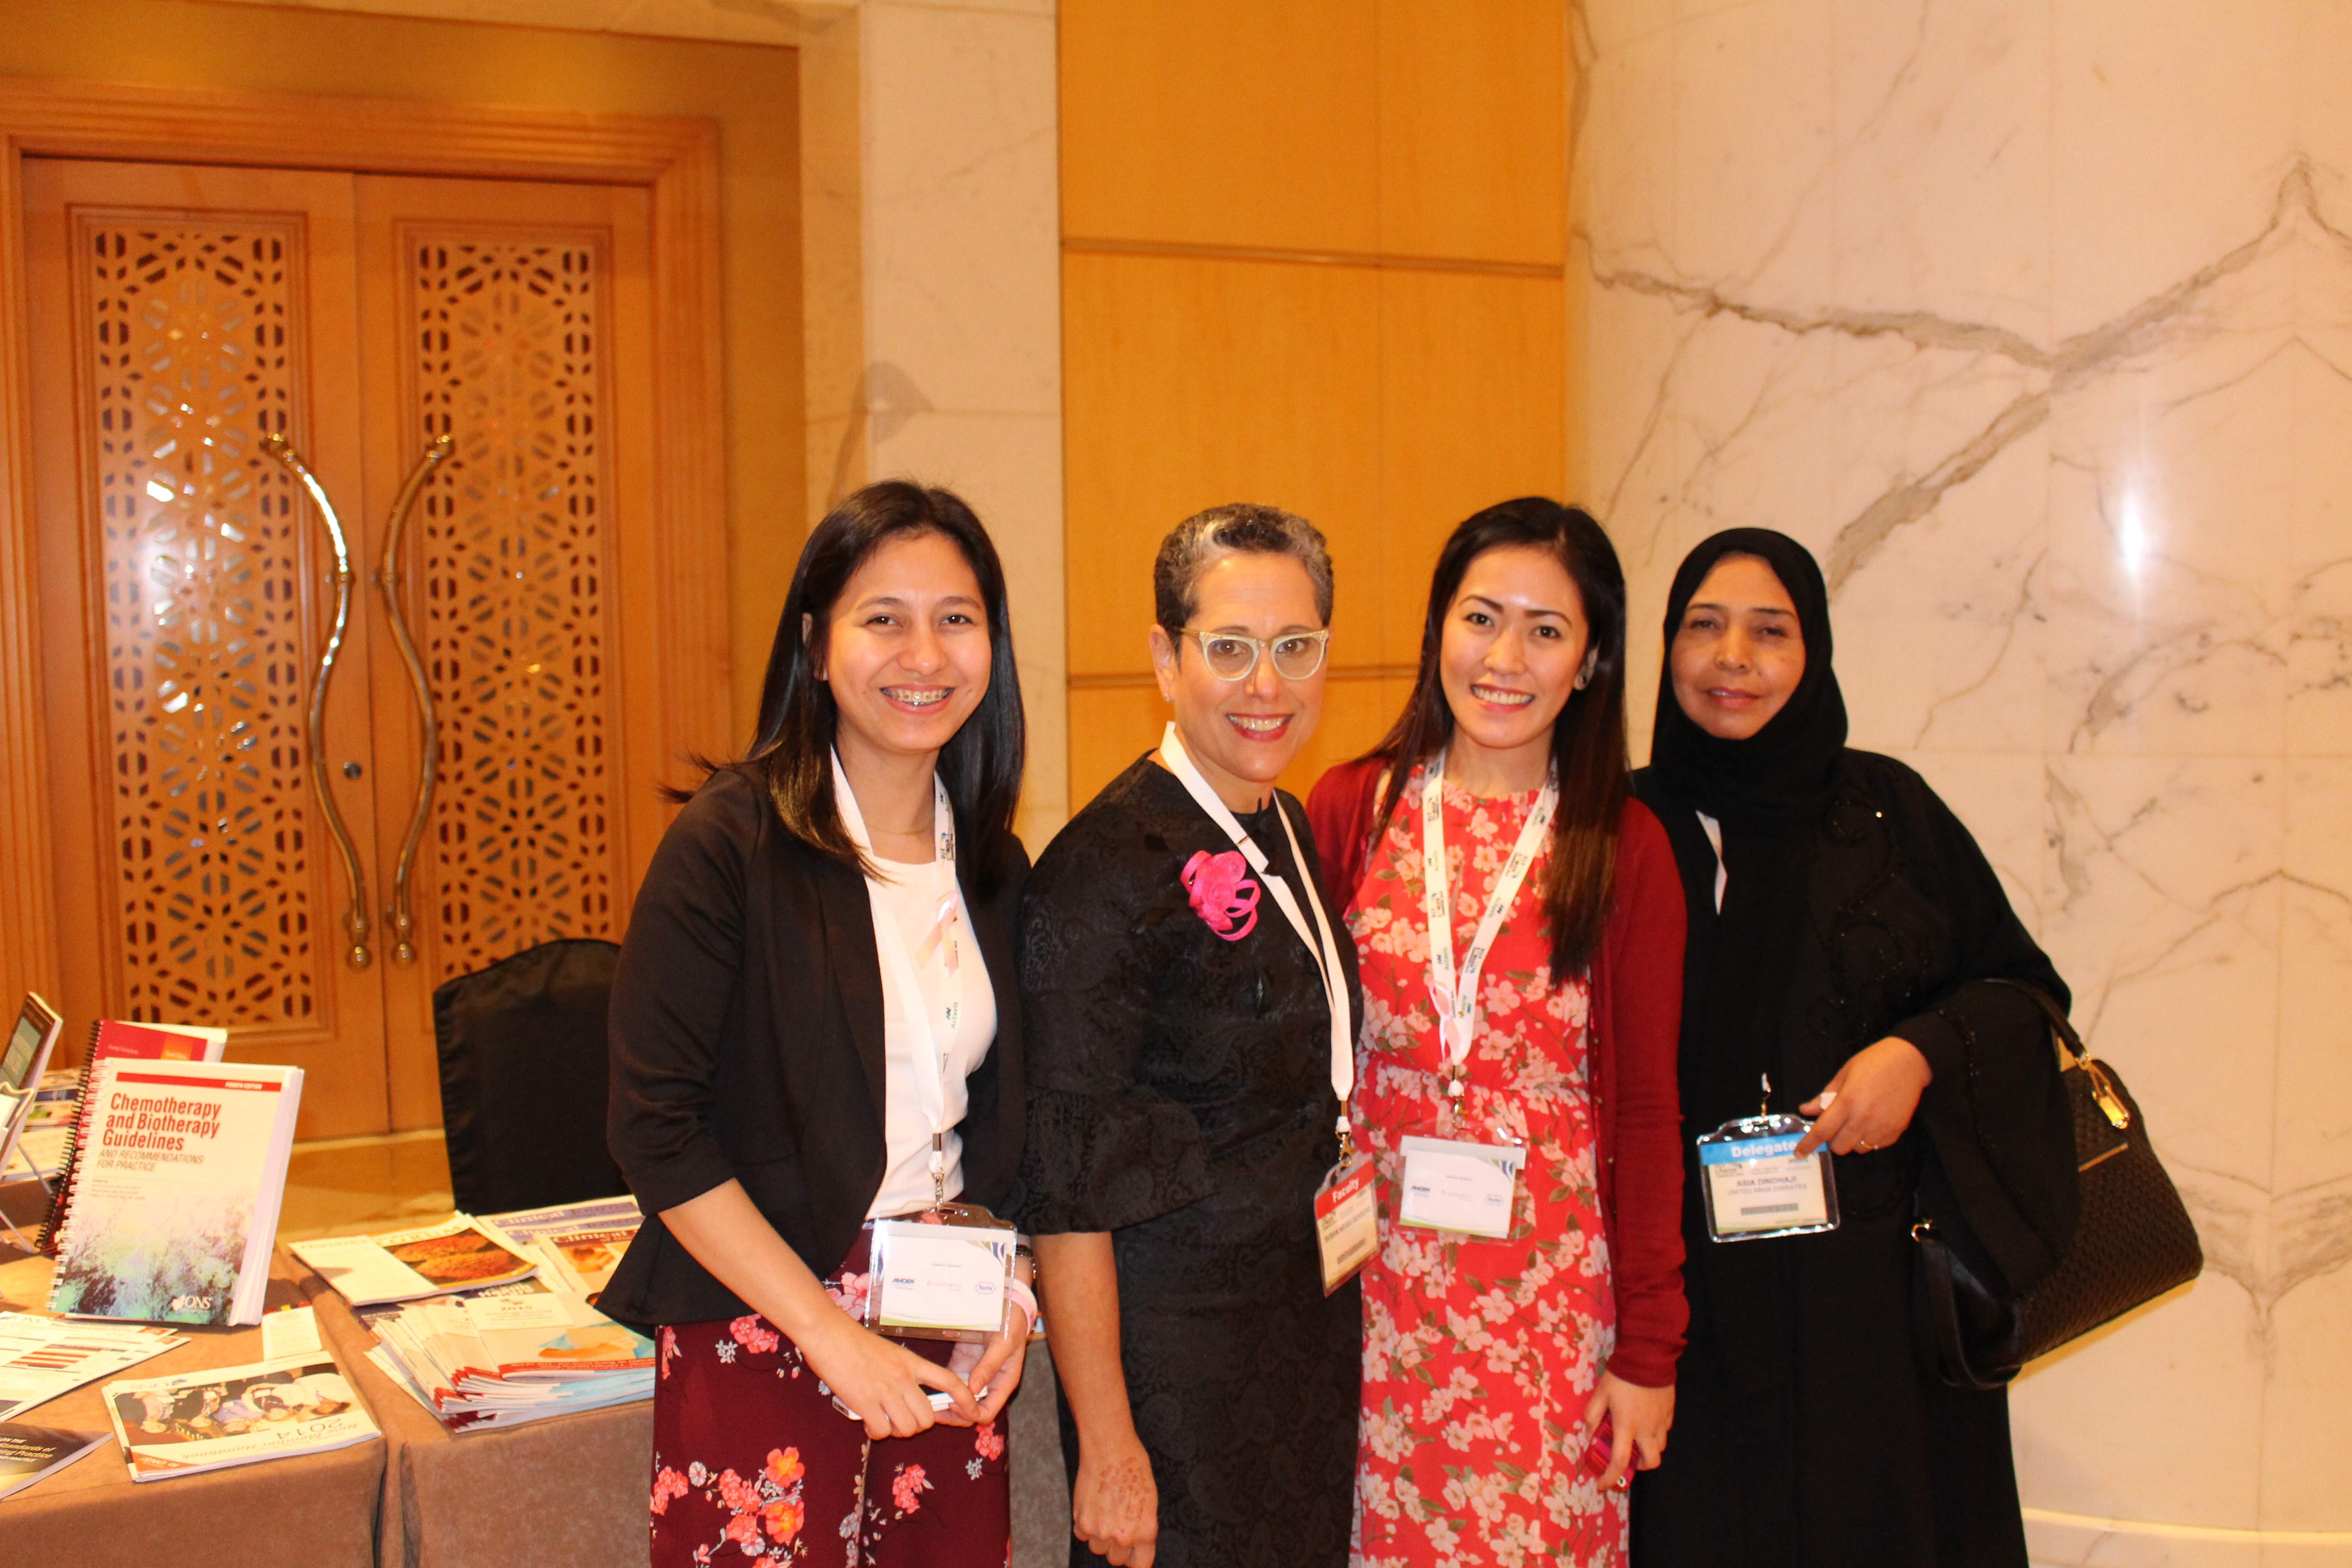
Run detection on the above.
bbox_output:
[1177,627,1331,681]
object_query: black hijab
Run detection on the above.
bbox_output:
[1649,529,1847,832]
[1646,530,1856,1388]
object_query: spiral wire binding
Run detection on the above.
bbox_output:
[35,1023,109,1256]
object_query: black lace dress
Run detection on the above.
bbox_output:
[1016,757,1362,1568]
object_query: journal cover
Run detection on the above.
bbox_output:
[102,1355,377,1480]
[43,1058,305,1326]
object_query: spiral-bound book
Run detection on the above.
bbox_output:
[34,1019,230,1254]
[41,1057,304,1326]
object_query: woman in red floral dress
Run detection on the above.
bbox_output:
[1309,499,1688,1567]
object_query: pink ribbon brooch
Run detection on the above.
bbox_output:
[1181,849,1260,941]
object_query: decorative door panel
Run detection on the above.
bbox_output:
[24,160,391,1137]
[357,176,663,1133]
[26,162,670,1141]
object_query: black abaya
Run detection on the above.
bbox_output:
[1631,753,2074,1567]
[1629,530,2077,1568]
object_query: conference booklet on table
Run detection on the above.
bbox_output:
[0,1421,110,1500]
[41,1055,304,1327]
[101,1354,378,1481]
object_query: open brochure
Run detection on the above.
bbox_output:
[103,1354,377,1480]
[534,1225,637,1297]
[292,1214,537,1306]
[0,1421,110,1500]
[0,1312,184,1421]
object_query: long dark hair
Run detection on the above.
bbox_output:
[1362,498,1629,980]
[723,481,1026,897]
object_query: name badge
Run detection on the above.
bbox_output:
[1314,1155,1378,1294]
[1396,1135,1524,1239]
[1697,1115,1840,1242]
[867,1216,1014,1339]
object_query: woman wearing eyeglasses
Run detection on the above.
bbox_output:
[1019,505,1362,1568]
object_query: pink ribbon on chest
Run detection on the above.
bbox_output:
[1180,849,1261,941]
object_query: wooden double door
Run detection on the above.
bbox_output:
[25,159,680,1138]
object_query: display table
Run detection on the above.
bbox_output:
[282,1252,652,1568]
[0,1245,383,1567]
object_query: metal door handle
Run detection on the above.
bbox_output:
[375,435,453,965]
[262,433,372,970]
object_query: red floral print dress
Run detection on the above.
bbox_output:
[1348,765,1623,1567]
[647,1234,1012,1568]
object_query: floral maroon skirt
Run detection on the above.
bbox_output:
[649,1238,1009,1567]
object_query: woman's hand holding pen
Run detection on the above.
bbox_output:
[795,1309,981,1439]
[948,1304,1030,1424]
[1796,1035,1932,1156]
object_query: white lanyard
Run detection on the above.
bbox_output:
[833,751,965,1205]
[1157,723,1355,1145]
[1420,750,1557,1096]
[1696,809,1727,913]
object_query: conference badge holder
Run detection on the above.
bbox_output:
[1314,1152,1379,1294]
[863,1203,1017,1343]
[1396,1132,1529,1240]
[1697,1115,1839,1243]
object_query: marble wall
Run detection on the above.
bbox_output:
[1574,0,2352,1560]
[849,0,1068,846]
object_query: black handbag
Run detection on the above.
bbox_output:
[1911,981,2203,1391]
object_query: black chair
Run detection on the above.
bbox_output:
[433,937,627,1216]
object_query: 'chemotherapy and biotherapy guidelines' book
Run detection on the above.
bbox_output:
[42,1058,304,1327]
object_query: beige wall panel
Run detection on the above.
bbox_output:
[1060,0,1377,253]
[1067,685,1170,814]
[1066,677,1411,840]
[1063,251,1381,676]
[1377,0,1568,265]
[1279,674,1414,808]
[1376,269,1568,665]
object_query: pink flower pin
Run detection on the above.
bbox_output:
[1181,849,1260,941]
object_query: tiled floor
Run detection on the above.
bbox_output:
[276,1129,456,1241]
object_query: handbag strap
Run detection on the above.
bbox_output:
[1984,976,2134,1135]
[1982,976,2088,1065]
[1909,1219,2014,1392]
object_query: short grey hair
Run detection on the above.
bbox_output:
[1152,503,1335,636]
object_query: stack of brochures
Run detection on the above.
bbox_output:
[300,1201,652,1433]
[353,1281,655,1433]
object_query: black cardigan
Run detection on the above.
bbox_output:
[600,765,1028,1330]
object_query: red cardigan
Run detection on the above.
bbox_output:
[1306,758,1690,1389]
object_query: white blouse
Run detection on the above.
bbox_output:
[862,853,997,1219]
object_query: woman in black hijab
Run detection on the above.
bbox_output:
[1628,529,2078,1568]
